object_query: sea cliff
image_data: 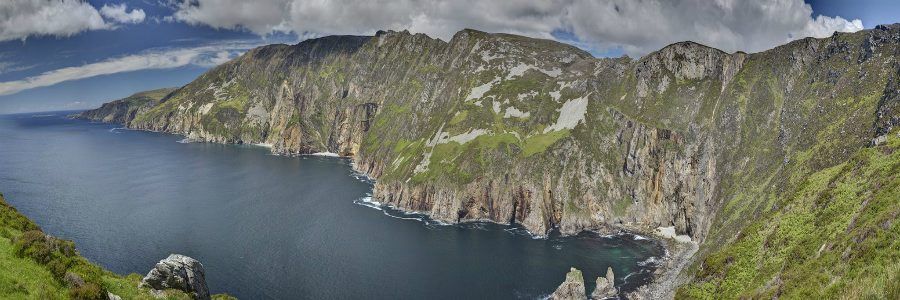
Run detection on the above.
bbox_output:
[76,24,900,298]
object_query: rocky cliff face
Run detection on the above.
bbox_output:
[78,24,900,295]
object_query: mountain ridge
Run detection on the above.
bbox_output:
[76,24,900,298]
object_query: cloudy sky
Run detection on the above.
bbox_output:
[0,0,896,113]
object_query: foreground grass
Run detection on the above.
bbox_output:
[0,194,233,299]
[0,235,67,299]
[678,133,900,299]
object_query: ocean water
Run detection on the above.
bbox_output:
[0,111,663,299]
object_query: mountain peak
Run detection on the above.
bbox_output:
[653,40,726,56]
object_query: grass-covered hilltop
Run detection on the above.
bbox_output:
[0,193,234,299]
[76,23,900,299]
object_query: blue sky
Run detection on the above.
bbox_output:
[0,0,896,113]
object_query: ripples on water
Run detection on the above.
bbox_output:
[0,111,663,299]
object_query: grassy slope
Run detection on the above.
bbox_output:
[0,236,67,299]
[677,133,900,299]
[0,194,233,299]
[120,88,177,109]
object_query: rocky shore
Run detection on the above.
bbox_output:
[625,241,697,299]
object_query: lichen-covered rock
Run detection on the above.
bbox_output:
[140,254,210,300]
[550,268,587,300]
[591,267,617,299]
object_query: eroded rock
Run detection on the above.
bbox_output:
[140,254,210,300]
[550,267,588,300]
[591,267,618,299]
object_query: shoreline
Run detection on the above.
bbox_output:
[355,194,675,297]
[626,239,698,299]
[69,114,692,298]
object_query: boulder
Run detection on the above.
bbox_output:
[140,254,210,300]
[550,267,588,300]
[591,267,618,299]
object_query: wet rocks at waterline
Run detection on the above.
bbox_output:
[550,267,618,300]
[591,267,618,299]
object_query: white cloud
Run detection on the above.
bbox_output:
[0,40,261,96]
[0,56,35,75]
[100,4,146,24]
[204,51,237,66]
[174,0,291,34]
[562,0,865,55]
[0,0,152,42]
[0,0,109,42]
[170,0,864,56]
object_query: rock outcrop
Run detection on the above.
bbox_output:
[591,267,617,299]
[550,268,587,300]
[140,254,210,300]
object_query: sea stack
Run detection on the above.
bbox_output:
[550,267,588,300]
[591,267,618,299]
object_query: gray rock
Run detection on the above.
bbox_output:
[107,292,123,300]
[550,267,588,300]
[140,254,210,300]
[606,267,614,286]
[591,267,618,299]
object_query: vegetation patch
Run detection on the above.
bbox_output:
[521,129,571,157]
[449,110,469,125]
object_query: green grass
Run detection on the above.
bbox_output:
[449,110,469,125]
[0,236,67,299]
[521,129,570,157]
